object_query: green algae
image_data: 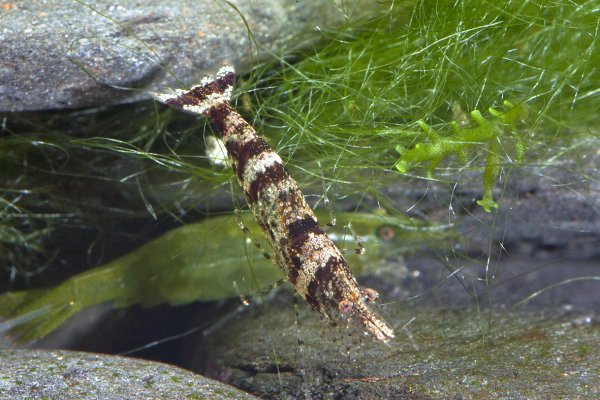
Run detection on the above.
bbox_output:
[243,0,598,212]
[394,101,526,211]
[2,0,598,287]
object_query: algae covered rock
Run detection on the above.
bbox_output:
[201,294,599,399]
[1,0,379,112]
[0,348,258,399]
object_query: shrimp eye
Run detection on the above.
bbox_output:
[377,225,395,241]
[363,287,379,302]
[338,299,354,314]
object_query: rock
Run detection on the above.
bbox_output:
[0,348,259,399]
[200,290,599,399]
[0,0,379,112]
[383,149,600,261]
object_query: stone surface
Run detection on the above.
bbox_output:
[0,348,259,399]
[383,147,600,262]
[200,290,599,399]
[0,0,378,112]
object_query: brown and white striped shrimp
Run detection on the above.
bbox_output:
[152,66,395,343]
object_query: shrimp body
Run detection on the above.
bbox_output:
[153,67,394,342]
[0,211,435,343]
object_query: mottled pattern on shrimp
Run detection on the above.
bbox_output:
[151,66,394,343]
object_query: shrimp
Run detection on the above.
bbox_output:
[0,210,449,343]
[152,66,396,342]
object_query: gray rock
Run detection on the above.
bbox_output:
[0,348,259,399]
[1,0,378,112]
[383,147,600,261]
[201,291,599,399]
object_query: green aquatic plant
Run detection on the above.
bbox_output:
[0,210,451,343]
[242,0,598,214]
[0,196,58,281]
[394,100,526,212]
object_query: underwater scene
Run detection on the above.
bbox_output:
[1,1,599,398]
